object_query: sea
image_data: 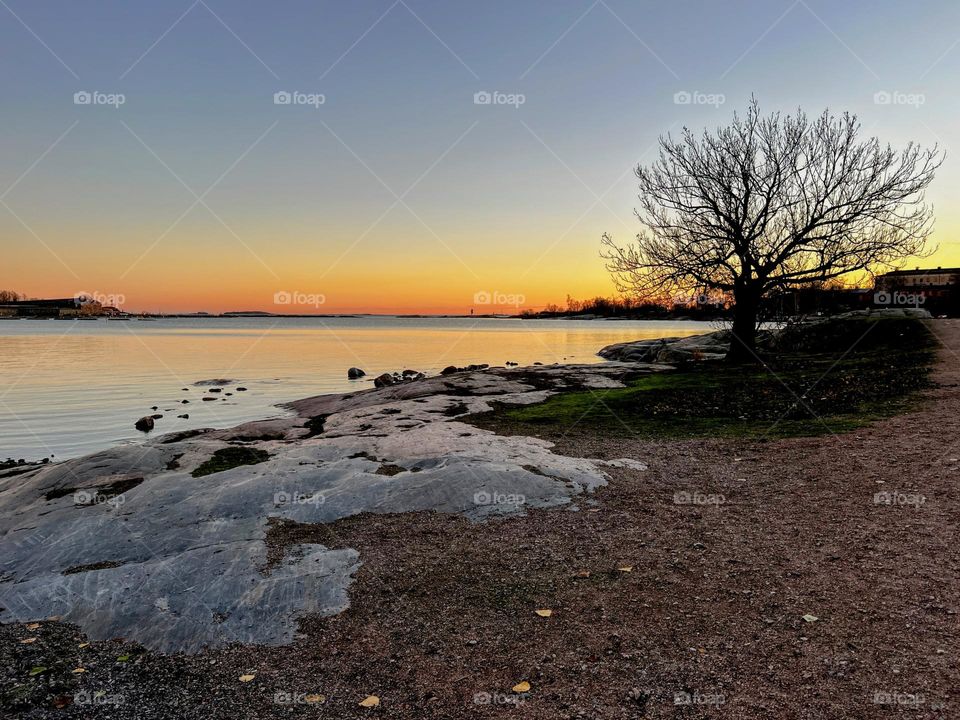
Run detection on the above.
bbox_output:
[0,316,713,461]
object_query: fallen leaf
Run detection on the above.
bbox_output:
[359,695,380,708]
[116,655,130,662]
[238,674,256,683]
[586,508,601,513]
[19,637,37,644]
[25,623,40,630]
[72,667,86,674]
[512,681,531,693]
[574,570,591,578]
[304,694,325,704]
[802,614,819,623]
[78,643,90,649]
[617,566,634,573]
[29,666,47,676]
[535,609,553,617]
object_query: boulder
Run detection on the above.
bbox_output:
[135,416,155,433]
[373,373,395,388]
[347,367,366,379]
[440,365,459,376]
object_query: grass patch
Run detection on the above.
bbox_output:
[469,317,936,440]
[191,447,271,477]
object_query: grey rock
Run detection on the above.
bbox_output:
[373,373,395,388]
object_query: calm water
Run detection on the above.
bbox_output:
[0,317,711,461]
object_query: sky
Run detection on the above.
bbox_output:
[2,0,959,314]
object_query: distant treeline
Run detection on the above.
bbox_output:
[519,294,732,320]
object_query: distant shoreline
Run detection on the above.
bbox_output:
[2,313,723,321]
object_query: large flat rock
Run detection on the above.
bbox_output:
[0,362,663,653]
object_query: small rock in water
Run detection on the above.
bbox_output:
[374,373,395,388]
[347,367,365,379]
[208,388,222,394]
[236,387,247,392]
[150,414,163,420]
[440,365,459,375]
[135,416,155,433]
[177,414,189,419]
[182,400,189,404]
[202,397,217,402]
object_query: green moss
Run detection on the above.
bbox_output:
[470,317,936,440]
[191,447,271,477]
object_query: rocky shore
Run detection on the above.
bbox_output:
[0,357,670,654]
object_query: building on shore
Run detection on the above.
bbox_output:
[873,267,960,315]
[0,298,83,318]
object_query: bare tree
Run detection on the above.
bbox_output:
[602,101,943,361]
[0,290,23,303]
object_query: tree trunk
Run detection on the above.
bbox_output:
[726,285,760,363]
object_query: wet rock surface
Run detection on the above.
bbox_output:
[0,361,667,653]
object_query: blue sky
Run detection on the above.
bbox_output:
[2,0,959,312]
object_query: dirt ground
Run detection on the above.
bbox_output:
[3,320,958,719]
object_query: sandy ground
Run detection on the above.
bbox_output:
[3,320,958,719]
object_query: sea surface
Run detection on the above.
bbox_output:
[0,316,713,461]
